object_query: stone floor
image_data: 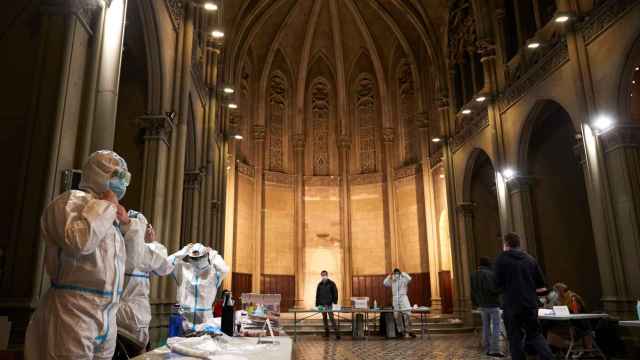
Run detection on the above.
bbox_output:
[293,333,500,360]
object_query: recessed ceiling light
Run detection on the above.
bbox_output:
[592,114,614,132]
[211,30,225,39]
[228,103,238,109]
[223,87,235,94]
[431,137,442,143]
[475,96,486,103]
[502,168,516,181]
[554,15,570,23]
[439,174,445,179]
[234,134,243,140]
[527,41,541,49]
[204,3,218,11]
[462,109,472,115]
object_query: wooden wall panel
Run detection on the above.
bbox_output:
[231,272,252,308]
[407,272,431,307]
[439,270,453,314]
[261,274,295,311]
[352,273,431,308]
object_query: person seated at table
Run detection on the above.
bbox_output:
[384,268,416,338]
[316,270,340,339]
[546,283,594,355]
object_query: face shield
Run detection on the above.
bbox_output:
[79,150,129,195]
[188,254,210,273]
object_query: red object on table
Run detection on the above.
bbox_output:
[214,299,223,317]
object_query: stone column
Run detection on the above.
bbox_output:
[416,113,441,311]
[382,128,399,271]
[203,43,222,250]
[599,125,640,315]
[222,119,240,291]
[507,176,537,256]
[293,134,306,307]
[252,125,266,292]
[90,0,128,151]
[338,135,353,305]
[454,202,474,320]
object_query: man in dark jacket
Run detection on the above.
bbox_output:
[471,257,503,357]
[495,233,553,360]
[316,270,340,339]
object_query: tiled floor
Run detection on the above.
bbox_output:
[293,333,500,360]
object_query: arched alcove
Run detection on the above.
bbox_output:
[523,100,602,308]
[463,149,501,268]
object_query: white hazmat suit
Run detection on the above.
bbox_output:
[25,151,146,360]
[116,211,174,349]
[383,272,413,335]
[169,243,229,333]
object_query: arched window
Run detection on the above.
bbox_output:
[354,74,378,173]
[267,72,287,172]
[310,79,331,176]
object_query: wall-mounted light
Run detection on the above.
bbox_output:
[223,86,235,94]
[475,96,487,103]
[228,103,238,109]
[233,134,243,140]
[439,174,445,179]
[211,30,225,39]
[554,12,571,23]
[502,168,516,182]
[592,114,614,134]
[431,137,442,143]
[527,40,541,50]
[462,109,472,115]
[203,2,218,11]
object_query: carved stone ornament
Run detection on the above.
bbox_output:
[600,125,640,153]
[498,39,569,112]
[165,0,184,31]
[137,114,175,146]
[430,148,444,168]
[579,0,636,44]
[311,80,331,176]
[264,171,294,186]
[349,172,385,186]
[253,125,266,141]
[394,164,418,180]
[292,134,305,151]
[356,74,377,173]
[184,171,202,190]
[415,112,430,129]
[382,128,395,143]
[304,176,340,187]
[268,73,287,171]
[437,97,450,110]
[237,162,255,178]
[477,38,497,60]
[452,104,489,151]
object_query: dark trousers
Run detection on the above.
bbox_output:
[112,335,147,360]
[321,306,338,334]
[503,308,553,360]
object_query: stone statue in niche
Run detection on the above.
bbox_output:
[311,80,331,176]
[398,61,418,165]
[356,75,377,173]
[268,74,286,172]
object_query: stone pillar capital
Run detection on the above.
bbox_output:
[437,97,450,111]
[456,202,475,216]
[600,125,640,153]
[137,114,175,146]
[184,170,203,190]
[253,125,266,141]
[338,135,352,149]
[382,128,395,143]
[477,39,497,61]
[415,112,430,129]
[293,134,305,151]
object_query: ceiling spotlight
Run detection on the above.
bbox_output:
[431,137,442,143]
[502,168,516,181]
[636,67,639,71]
[554,14,570,23]
[211,30,225,39]
[462,109,472,115]
[223,86,235,94]
[439,174,445,179]
[475,96,487,103]
[592,114,614,133]
[228,103,238,109]
[203,2,218,11]
[527,40,541,49]
[234,134,243,140]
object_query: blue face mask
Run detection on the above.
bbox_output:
[108,177,127,200]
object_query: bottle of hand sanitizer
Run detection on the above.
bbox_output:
[373,300,378,310]
[636,299,640,320]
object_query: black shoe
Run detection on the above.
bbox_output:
[409,333,416,338]
[335,335,341,340]
[487,352,505,358]
[323,332,329,338]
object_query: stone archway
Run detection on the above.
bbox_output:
[522,100,602,308]
[462,149,502,270]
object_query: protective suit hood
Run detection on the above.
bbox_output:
[79,150,128,195]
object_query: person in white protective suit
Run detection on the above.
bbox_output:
[25,150,146,360]
[168,243,229,333]
[113,211,174,358]
[383,268,416,338]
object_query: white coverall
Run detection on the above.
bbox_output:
[169,244,229,332]
[116,234,174,349]
[25,151,146,360]
[383,272,413,334]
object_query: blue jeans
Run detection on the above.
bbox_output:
[479,307,501,354]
